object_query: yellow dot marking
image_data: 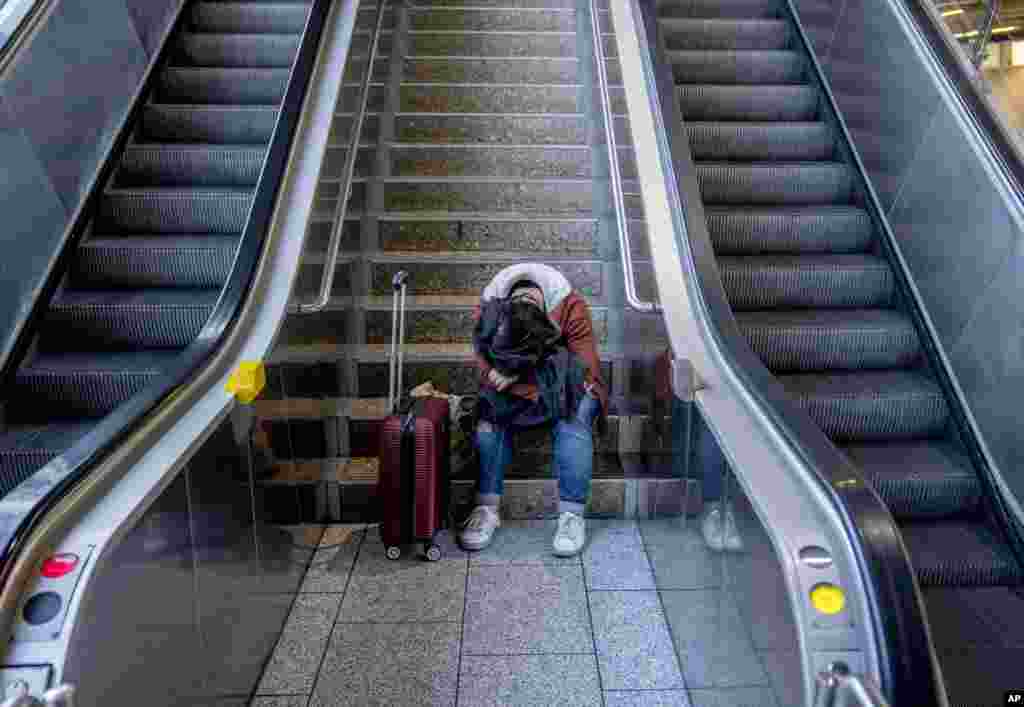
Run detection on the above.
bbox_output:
[810,583,846,615]
[225,361,266,404]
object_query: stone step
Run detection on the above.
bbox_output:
[316,177,604,216]
[407,31,578,57]
[329,113,634,146]
[344,57,582,84]
[336,83,585,114]
[301,214,645,262]
[323,144,596,179]
[256,475,698,524]
[408,8,578,32]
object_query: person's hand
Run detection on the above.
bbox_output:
[488,369,518,392]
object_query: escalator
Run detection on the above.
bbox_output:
[0,1,312,494]
[646,0,1024,702]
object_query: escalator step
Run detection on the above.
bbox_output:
[697,163,853,205]
[705,206,873,254]
[686,122,834,161]
[139,105,278,145]
[74,235,238,288]
[190,2,311,34]
[657,0,781,19]
[42,290,220,350]
[901,521,1024,586]
[13,352,181,418]
[0,422,97,496]
[678,84,818,121]
[172,33,301,68]
[97,190,252,234]
[842,441,982,518]
[735,309,920,372]
[658,18,791,50]
[668,50,805,84]
[778,370,948,441]
[718,254,894,309]
[118,146,266,188]
[156,67,289,105]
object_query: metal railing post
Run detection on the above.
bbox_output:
[588,0,660,313]
[292,0,390,314]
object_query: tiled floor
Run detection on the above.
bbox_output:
[249,515,799,707]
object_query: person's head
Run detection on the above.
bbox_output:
[490,292,560,375]
[508,279,544,312]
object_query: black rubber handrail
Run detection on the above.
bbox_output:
[0,0,331,593]
[0,0,53,79]
[633,1,945,704]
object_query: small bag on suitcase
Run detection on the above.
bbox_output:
[377,271,451,561]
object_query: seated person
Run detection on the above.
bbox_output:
[459,264,607,557]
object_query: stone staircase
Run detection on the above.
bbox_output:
[253,0,685,524]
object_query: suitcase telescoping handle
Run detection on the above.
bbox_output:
[388,270,410,414]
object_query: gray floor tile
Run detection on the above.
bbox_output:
[584,521,655,590]
[660,590,767,689]
[458,654,602,707]
[643,527,721,590]
[257,594,342,695]
[688,687,777,707]
[310,622,460,707]
[301,527,364,593]
[589,591,684,690]
[603,690,692,706]
[469,519,579,565]
[251,698,308,707]
[340,529,466,622]
[463,564,592,654]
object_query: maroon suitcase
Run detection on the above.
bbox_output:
[377,272,450,561]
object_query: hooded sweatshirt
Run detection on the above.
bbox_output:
[473,263,608,417]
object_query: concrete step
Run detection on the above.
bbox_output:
[337,83,586,114]
[329,113,633,147]
[408,8,577,32]
[316,177,600,214]
[304,216,604,259]
[323,144,594,179]
[344,56,582,84]
[408,31,578,57]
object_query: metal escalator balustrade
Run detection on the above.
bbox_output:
[648,0,1024,701]
[0,0,330,636]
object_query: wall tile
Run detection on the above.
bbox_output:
[1,0,147,208]
[125,0,183,56]
[0,95,67,361]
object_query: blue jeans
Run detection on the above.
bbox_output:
[670,398,724,503]
[475,393,601,515]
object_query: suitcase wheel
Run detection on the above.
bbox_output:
[385,546,402,561]
[424,544,442,562]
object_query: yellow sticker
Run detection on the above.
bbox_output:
[225,361,266,404]
[810,583,846,615]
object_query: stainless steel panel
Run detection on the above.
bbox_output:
[63,473,205,706]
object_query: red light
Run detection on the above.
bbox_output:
[40,554,78,579]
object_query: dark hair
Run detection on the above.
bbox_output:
[509,279,540,297]
[490,300,561,375]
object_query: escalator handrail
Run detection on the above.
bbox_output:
[0,0,332,601]
[633,1,946,704]
[0,0,52,78]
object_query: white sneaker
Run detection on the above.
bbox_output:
[552,512,586,557]
[460,505,501,551]
[700,501,744,552]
